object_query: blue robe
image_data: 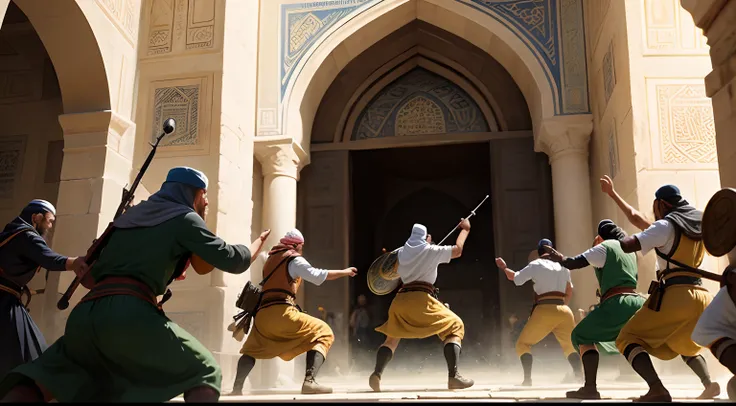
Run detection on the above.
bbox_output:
[0,217,67,380]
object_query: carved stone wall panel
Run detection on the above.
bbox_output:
[602,40,616,106]
[96,0,138,45]
[584,0,611,49]
[647,79,717,168]
[186,0,215,50]
[147,75,211,155]
[0,135,27,201]
[146,0,215,56]
[607,121,619,178]
[642,0,709,55]
[0,70,43,104]
[559,0,589,114]
[147,0,176,55]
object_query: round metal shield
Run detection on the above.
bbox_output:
[367,249,401,296]
[702,188,736,257]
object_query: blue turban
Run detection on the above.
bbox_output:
[655,184,688,208]
[537,238,553,256]
[165,167,208,190]
[113,167,209,229]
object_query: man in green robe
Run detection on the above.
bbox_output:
[0,166,270,403]
[543,219,646,400]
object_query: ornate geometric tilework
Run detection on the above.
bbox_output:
[352,68,489,140]
[277,0,590,119]
[152,85,200,147]
[656,84,717,165]
[280,0,375,99]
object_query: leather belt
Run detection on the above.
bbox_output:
[535,298,565,306]
[534,291,565,304]
[600,286,638,302]
[398,281,438,299]
[79,276,162,311]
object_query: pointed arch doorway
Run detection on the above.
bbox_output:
[297,21,555,375]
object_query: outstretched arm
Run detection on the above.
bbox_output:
[177,213,252,274]
[495,257,532,285]
[600,176,651,231]
[543,246,591,270]
[288,257,357,285]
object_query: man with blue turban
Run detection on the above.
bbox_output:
[0,200,88,380]
[600,175,719,402]
[495,238,582,387]
[0,167,271,403]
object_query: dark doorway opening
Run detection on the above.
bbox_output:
[349,142,498,373]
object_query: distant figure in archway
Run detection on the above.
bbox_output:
[495,239,583,387]
[369,221,474,392]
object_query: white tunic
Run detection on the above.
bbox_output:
[396,244,453,285]
[692,287,736,347]
[633,219,676,271]
[287,257,328,286]
[513,258,572,295]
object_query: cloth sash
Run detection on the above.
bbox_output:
[398,281,438,299]
[79,276,163,311]
[600,286,639,303]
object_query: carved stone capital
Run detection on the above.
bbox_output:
[534,115,593,164]
[254,138,309,179]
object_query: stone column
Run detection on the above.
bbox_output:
[535,115,596,311]
[681,0,736,189]
[44,110,135,340]
[250,140,307,389]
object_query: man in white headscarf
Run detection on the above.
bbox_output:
[369,219,473,392]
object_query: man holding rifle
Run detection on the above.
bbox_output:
[600,176,719,402]
[0,167,270,403]
[0,200,88,379]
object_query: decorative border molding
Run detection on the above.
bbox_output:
[269,0,590,138]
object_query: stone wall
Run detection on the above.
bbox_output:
[587,0,726,296]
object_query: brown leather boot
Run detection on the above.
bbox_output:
[301,377,333,394]
[566,386,601,400]
[448,373,474,390]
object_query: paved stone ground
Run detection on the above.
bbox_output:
[172,373,734,402]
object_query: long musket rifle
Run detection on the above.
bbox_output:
[56,118,176,310]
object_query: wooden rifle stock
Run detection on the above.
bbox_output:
[57,120,174,310]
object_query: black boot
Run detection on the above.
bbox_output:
[369,346,393,392]
[227,355,255,396]
[623,344,671,402]
[520,353,532,386]
[302,350,332,394]
[566,350,601,399]
[444,342,474,390]
[682,355,720,399]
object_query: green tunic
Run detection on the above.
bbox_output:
[0,212,251,402]
[571,240,645,354]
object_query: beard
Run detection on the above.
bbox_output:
[35,224,50,241]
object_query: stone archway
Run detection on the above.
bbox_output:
[257,0,596,387]
[0,0,125,340]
